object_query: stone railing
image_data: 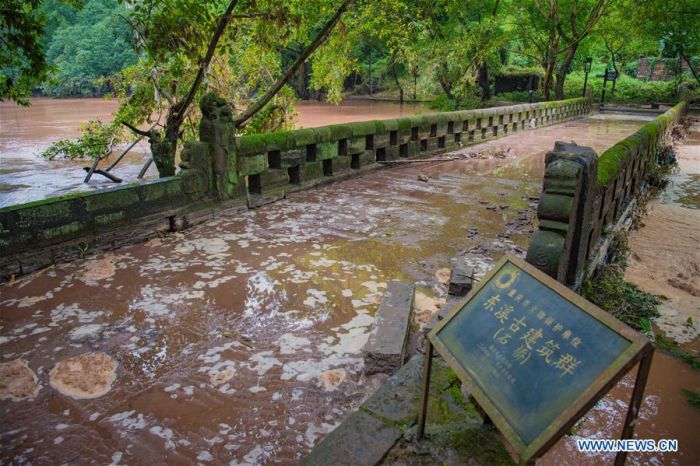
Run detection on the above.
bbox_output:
[525,101,686,288]
[229,97,591,206]
[0,96,591,278]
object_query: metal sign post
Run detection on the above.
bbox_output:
[416,256,653,466]
[598,68,618,107]
[582,57,593,97]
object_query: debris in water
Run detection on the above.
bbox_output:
[210,369,235,386]
[318,369,346,391]
[0,359,40,401]
[49,352,117,399]
[79,252,118,283]
[417,174,429,182]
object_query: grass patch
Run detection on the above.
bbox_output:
[655,333,700,369]
[580,232,660,331]
[682,389,700,409]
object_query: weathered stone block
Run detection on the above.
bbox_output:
[374,132,390,148]
[301,161,323,181]
[17,200,74,227]
[259,169,289,192]
[317,141,337,160]
[427,137,440,152]
[95,211,125,226]
[281,149,304,167]
[334,155,352,172]
[142,179,183,202]
[348,136,366,155]
[41,221,83,241]
[448,266,474,296]
[364,281,414,376]
[300,411,402,466]
[384,146,400,161]
[84,187,140,213]
[238,154,267,176]
[362,355,423,424]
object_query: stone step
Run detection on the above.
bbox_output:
[363,281,415,376]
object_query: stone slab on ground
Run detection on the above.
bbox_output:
[302,355,514,466]
[362,354,423,425]
[364,281,415,375]
[300,410,402,466]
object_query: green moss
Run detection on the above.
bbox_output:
[84,187,140,213]
[382,119,399,131]
[41,221,82,240]
[348,120,378,136]
[289,128,318,146]
[326,123,352,140]
[312,126,333,143]
[396,117,413,131]
[142,179,182,202]
[440,427,516,466]
[18,201,73,226]
[95,211,125,225]
[0,190,86,214]
[598,100,685,187]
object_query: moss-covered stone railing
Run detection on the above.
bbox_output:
[0,96,591,278]
[526,101,687,288]
[231,97,591,206]
[0,172,218,277]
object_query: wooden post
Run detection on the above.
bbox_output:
[614,348,654,466]
[417,339,434,440]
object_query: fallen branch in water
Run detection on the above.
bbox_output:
[82,167,123,183]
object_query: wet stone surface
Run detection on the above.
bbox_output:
[0,116,647,464]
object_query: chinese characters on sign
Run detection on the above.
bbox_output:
[434,260,631,445]
[482,270,583,379]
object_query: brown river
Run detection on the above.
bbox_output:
[0,98,431,207]
[0,99,698,465]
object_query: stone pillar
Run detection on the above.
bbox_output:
[178,141,213,200]
[526,142,598,288]
[198,92,241,200]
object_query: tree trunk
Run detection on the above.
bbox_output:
[438,63,454,101]
[390,53,404,104]
[554,45,577,100]
[413,71,417,101]
[680,49,700,85]
[232,0,356,128]
[477,61,490,101]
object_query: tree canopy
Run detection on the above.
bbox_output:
[2,0,698,174]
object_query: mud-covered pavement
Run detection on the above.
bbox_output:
[1,115,653,465]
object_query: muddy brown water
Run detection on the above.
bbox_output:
[0,98,431,207]
[1,110,697,465]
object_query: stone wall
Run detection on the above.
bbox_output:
[526,101,687,288]
[234,97,591,206]
[0,97,590,279]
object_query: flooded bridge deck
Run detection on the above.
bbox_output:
[2,114,691,465]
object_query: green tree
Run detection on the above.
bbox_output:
[46,0,358,178]
[516,0,612,100]
[1,0,50,104]
[42,0,137,96]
